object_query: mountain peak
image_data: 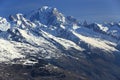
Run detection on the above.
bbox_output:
[0,17,8,23]
[0,17,10,31]
[9,13,36,29]
[27,6,65,26]
[39,6,58,12]
[39,6,52,11]
[9,13,25,22]
[41,6,49,9]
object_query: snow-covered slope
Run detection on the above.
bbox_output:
[0,6,120,63]
[84,22,120,40]
[0,38,24,62]
[72,31,117,52]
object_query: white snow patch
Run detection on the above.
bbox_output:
[97,24,108,32]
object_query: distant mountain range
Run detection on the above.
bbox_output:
[0,6,120,80]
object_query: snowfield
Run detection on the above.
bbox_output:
[0,38,24,62]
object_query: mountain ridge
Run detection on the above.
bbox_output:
[0,6,120,62]
[0,6,120,80]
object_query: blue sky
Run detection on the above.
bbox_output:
[0,0,120,23]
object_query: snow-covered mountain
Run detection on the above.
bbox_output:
[27,6,65,26]
[0,6,120,62]
[0,6,120,80]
